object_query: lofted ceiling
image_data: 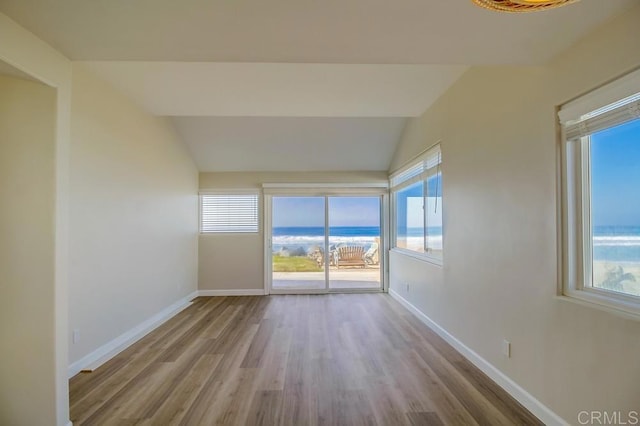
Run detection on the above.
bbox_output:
[80,62,468,117]
[0,0,635,172]
[173,117,407,172]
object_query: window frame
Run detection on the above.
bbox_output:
[559,69,640,318]
[199,189,261,234]
[390,143,443,265]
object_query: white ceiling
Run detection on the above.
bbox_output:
[81,62,468,117]
[173,117,407,172]
[0,0,635,64]
[0,0,634,172]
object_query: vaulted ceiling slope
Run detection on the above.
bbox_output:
[1,0,635,172]
[173,117,407,172]
[80,62,468,117]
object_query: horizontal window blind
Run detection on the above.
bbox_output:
[201,194,259,233]
[390,145,441,189]
[562,93,640,141]
[559,68,640,141]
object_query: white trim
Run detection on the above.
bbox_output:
[381,193,390,292]
[388,288,567,426]
[67,291,197,378]
[262,186,388,196]
[269,289,328,295]
[555,295,640,321]
[268,288,383,295]
[198,289,267,296]
[390,247,443,266]
[261,182,388,189]
[324,195,330,290]
[66,422,73,426]
[264,195,272,295]
[199,188,261,195]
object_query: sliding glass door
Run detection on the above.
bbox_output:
[328,197,381,290]
[271,197,326,291]
[268,194,383,293]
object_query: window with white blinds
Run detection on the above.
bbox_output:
[561,92,640,141]
[200,193,259,233]
[559,68,640,318]
[390,145,442,190]
[390,144,443,264]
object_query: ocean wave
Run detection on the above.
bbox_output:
[273,235,377,246]
[593,236,640,247]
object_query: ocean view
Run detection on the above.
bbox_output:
[272,226,381,253]
[593,226,640,262]
[272,225,640,262]
[272,226,444,254]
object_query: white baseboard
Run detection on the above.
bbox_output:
[198,289,266,296]
[67,291,198,378]
[388,288,567,426]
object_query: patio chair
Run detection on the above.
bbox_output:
[335,245,366,268]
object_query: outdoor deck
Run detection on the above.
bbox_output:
[273,266,381,290]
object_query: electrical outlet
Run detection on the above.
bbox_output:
[73,329,80,344]
[502,339,511,358]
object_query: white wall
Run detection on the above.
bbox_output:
[0,12,72,426]
[199,171,387,291]
[68,63,199,365]
[388,5,640,423]
[0,74,57,425]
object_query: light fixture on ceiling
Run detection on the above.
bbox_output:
[472,0,579,13]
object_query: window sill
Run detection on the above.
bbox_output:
[199,232,260,235]
[390,247,443,267]
[555,292,640,322]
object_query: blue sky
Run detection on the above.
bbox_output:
[591,118,640,227]
[272,196,380,227]
[397,175,443,229]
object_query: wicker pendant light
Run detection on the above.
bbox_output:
[472,0,579,13]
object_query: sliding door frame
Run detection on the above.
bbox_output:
[264,194,328,295]
[263,184,389,295]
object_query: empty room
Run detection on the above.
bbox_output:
[1,0,639,425]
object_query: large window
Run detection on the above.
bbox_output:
[391,144,443,263]
[560,69,640,316]
[200,192,259,233]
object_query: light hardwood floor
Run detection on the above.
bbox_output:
[69,294,542,425]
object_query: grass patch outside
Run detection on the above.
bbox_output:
[272,255,322,272]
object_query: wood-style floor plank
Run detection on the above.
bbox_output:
[69,294,542,425]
